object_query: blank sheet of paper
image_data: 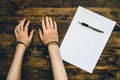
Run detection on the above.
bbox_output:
[60,6,116,73]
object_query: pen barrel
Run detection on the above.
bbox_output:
[90,26,104,33]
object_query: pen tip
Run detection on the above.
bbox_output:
[78,22,82,24]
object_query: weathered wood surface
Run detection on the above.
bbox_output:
[0,0,120,80]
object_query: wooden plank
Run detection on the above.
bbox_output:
[0,0,119,8]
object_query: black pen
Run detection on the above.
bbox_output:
[78,22,104,33]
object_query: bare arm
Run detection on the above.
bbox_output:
[48,44,68,80]
[6,44,26,80]
[6,19,34,80]
[39,16,68,80]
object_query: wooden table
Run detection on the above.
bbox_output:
[0,0,120,80]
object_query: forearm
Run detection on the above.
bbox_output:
[48,44,68,80]
[6,44,26,80]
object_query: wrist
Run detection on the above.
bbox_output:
[14,44,26,57]
[15,41,27,49]
[48,42,59,51]
[15,44,26,55]
[16,44,26,50]
[46,41,58,47]
[48,42,60,56]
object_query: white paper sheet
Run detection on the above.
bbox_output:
[60,6,116,73]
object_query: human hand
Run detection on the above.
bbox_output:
[39,16,58,46]
[15,18,34,48]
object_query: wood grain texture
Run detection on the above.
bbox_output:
[0,0,120,80]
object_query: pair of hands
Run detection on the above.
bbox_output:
[15,16,58,48]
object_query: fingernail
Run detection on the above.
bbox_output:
[23,18,25,21]
[46,16,48,18]
[32,29,34,32]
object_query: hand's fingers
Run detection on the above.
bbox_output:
[29,29,34,41]
[15,21,21,41]
[54,21,57,31]
[20,18,25,31]
[49,17,54,29]
[39,29,43,40]
[14,25,18,38]
[42,19,47,31]
[17,20,22,32]
[24,20,30,33]
[46,16,50,29]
